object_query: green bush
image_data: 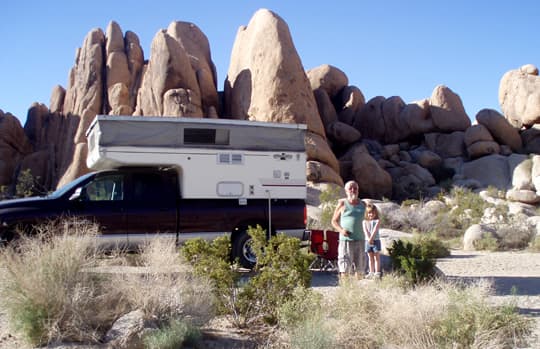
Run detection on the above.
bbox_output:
[181,226,313,327]
[180,236,238,317]
[412,233,450,259]
[387,239,437,284]
[143,319,200,349]
[446,187,491,230]
[277,286,323,328]
[474,235,499,251]
[239,226,312,325]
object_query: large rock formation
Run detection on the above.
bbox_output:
[224,9,325,136]
[476,108,522,152]
[57,27,107,187]
[4,11,540,207]
[430,85,471,132]
[0,111,32,187]
[224,9,341,186]
[499,64,540,128]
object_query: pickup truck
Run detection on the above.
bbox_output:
[0,166,306,268]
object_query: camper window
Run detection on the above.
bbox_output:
[184,128,229,145]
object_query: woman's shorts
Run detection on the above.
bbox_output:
[365,239,381,253]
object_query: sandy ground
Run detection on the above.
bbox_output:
[435,249,540,348]
[1,249,539,348]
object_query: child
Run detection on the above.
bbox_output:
[363,203,381,279]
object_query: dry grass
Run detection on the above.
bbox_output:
[0,219,126,345]
[112,237,216,326]
[0,221,216,346]
[283,276,533,349]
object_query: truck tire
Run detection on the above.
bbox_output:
[232,230,256,269]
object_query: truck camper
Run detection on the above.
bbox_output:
[0,115,308,268]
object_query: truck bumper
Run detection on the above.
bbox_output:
[280,228,308,241]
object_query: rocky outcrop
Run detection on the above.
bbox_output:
[430,85,471,132]
[224,9,325,136]
[4,12,540,208]
[0,111,32,187]
[224,9,340,185]
[476,108,522,152]
[105,22,145,116]
[57,27,106,187]
[499,64,540,128]
[307,64,348,100]
[464,124,500,159]
[134,25,203,117]
[166,21,219,116]
[22,103,75,190]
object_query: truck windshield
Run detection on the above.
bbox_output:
[48,172,97,198]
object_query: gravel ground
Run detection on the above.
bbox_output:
[1,249,539,348]
[435,249,540,348]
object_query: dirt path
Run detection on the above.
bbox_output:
[435,249,540,348]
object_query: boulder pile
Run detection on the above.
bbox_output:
[1,8,540,204]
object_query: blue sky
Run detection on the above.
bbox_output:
[1,1,538,126]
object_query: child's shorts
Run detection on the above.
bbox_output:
[365,239,381,253]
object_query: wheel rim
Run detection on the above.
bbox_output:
[242,239,257,264]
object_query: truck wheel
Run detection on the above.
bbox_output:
[232,230,256,269]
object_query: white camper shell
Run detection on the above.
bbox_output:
[86,115,307,200]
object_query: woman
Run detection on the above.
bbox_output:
[363,203,381,279]
[331,180,367,279]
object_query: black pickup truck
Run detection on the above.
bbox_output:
[0,167,306,268]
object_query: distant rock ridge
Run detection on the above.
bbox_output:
[1,9,540,203]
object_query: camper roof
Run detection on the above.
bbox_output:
[86,115,307,152]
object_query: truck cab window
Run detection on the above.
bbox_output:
[83,175,124,201]
[131,172,176,203]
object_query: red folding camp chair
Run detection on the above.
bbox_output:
[308,229,339,271]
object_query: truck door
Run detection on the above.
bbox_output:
[125,170,178,246]
[76,173,128,247]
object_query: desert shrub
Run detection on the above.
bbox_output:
[474,235,499,251]
[432,281,532,348]
[240,226,312,325]
[494,219,536,251]
[113,238,215,326]
[277,286,323,329]
[387,239,437,284]
[15,169,39,197]
[289,317,335,349]
[401,198,421,207]
[411,233,450,259]
[181,226,312,328]
[446,187,491,229]
[278,287,331,349]
[181,235,241,318]
[485,185,506,199]
[143,319,200,349]
[384,201,451,236]
[322,277,532,349]
[0,219,126,346]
